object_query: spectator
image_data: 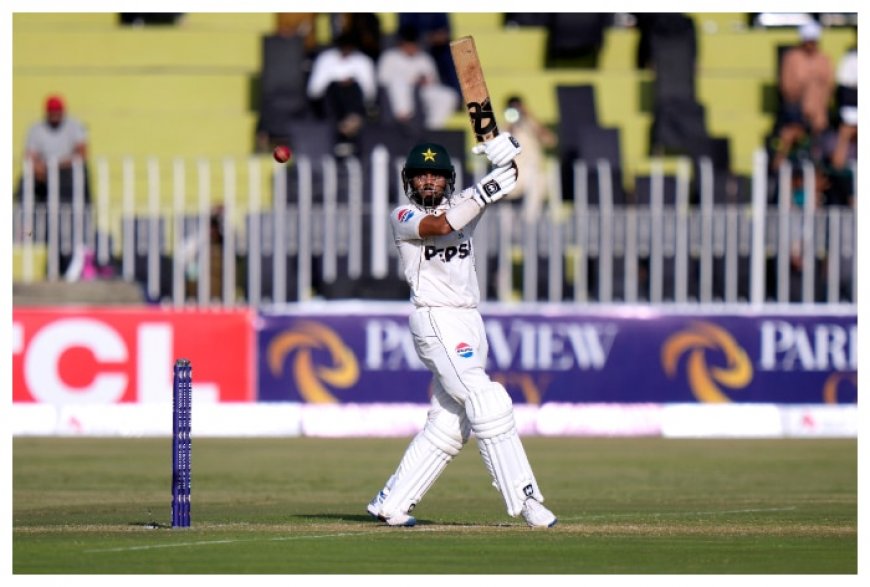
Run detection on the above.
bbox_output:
[817,43,857,208]
[20,94,90,203]
[831,44,857,171]
[331,13,382,62]
[306,32,377,156]
[275,13,318,56]
[787,165,830,302]
[397,13,461,98]
[183,207,226,302]
[377,25,459,130]
[502,95,558,222]
[772,21,835,171]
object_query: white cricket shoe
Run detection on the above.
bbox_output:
[366,490,417,527]
[521,498,557,528]
[382,512,417,527]
[366,490,387,519]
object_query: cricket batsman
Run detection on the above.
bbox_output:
[366,133,557,528]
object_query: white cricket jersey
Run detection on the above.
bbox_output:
[390,188,483,309]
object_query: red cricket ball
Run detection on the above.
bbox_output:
[273,145,292,163]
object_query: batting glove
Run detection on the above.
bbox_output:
[472,164,518,207]
[472,132,522,167]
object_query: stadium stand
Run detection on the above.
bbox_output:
[12,12,857,292]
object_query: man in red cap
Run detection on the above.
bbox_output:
[21,93,90,202]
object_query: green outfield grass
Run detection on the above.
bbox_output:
[12,436,857,574]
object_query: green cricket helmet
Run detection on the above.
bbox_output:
[401,142,456,210]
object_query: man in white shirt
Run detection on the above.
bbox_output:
[22,94,89,202]
[377,25,458,129]
[365,134,558,528]
[306,32,377,152]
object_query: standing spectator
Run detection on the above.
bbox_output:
[502,95,558,222]
[773,21,835,171]
[306,32,377,156]
[18,94,92,279]
[377,25,459,130]
[397,13,461,98]
[20,94,89,203]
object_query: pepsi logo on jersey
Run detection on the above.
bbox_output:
[424,242,471,262]
[455,342,474,358]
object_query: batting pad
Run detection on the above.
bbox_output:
[467,382,544,516]
[378,418,465,518]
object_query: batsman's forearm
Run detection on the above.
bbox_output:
[445,193,484,231]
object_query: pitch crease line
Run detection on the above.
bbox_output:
[560,506,798,522]
[85,530,382,553]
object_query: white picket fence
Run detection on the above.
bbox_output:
[12,149,857,307]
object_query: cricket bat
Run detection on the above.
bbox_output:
[450,35,501,144]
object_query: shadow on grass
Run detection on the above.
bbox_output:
[293,513,512,527]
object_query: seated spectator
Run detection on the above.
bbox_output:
[832,44,857,171]
[398,13,461,98]
[818,44,857,208]
[19,94,90,203]
[377,25,459,130]
[331,13,383,62]
[306,32,377,156]
[773,21,835,170]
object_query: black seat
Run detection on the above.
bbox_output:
[691,136,750,204]
[634,175,679,206]
[279,119,336,202]
[546,14,610,66]
[650,97,709,156]
[285,119,333,160]
[556,85,599,156]
[504,13,553,27]
[556,85,601,202]
[576,126,626,205]
[359,123,421,163]
[647,15,710,157]
[257,35,310,145]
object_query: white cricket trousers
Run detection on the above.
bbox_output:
[410,306,491,404]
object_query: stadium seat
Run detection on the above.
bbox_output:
[576,126,627,205]
[634,174,679,205]
[257,35,312,145]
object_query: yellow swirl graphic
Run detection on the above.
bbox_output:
[822,373,857,404]
[661,321,753,403]
[268,321,359,404]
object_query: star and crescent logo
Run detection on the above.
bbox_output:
[267,321,359,404]
[421,148,437,162]
[661,321,753,403]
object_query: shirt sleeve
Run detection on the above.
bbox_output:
[357,55,378,103]
[72,118,88,145]
[306,51,333,98]
[24,124,38,154]
[390,205,425,241]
